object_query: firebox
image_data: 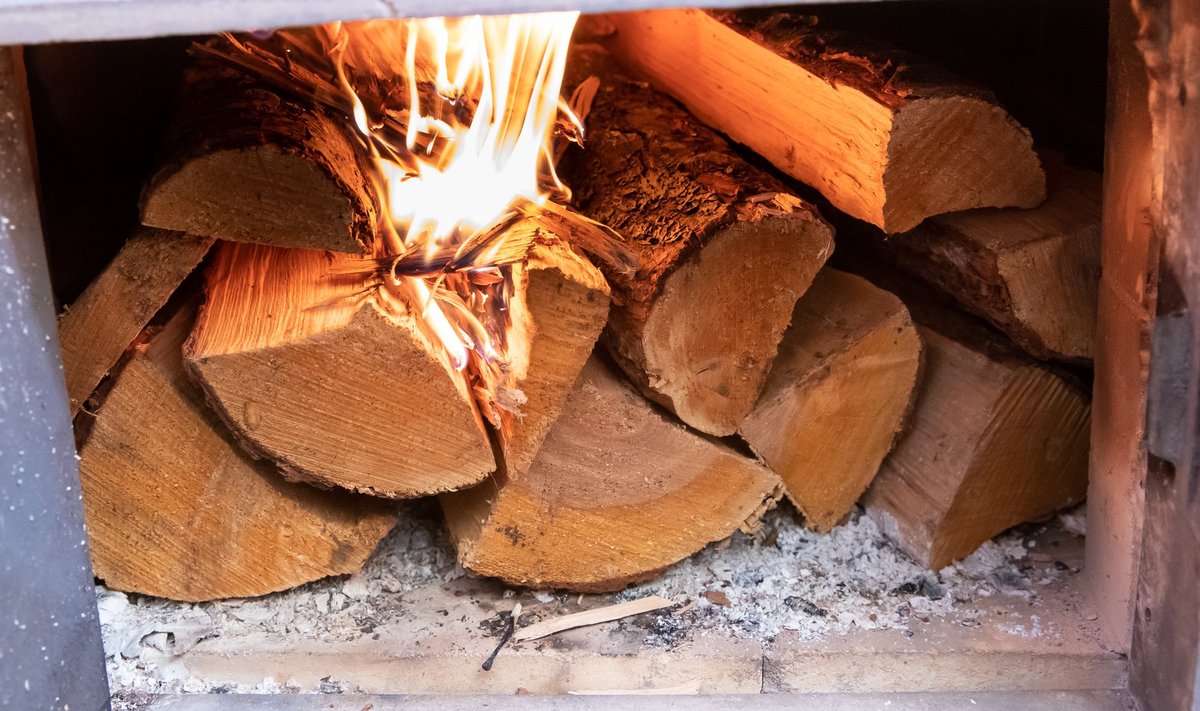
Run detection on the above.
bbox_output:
[1,0,1197,710]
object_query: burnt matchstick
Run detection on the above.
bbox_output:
[482,602,522,671]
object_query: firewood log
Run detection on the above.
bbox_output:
[855,269,1090,569]
[599,9,1046,234]
[76,300,398,601]
[886,154,1101,363]
[739,269,922,532]
[560,45,834,437]
[141,72,376,252]
[184,237,608,498]
[57,228,213,415]
[441,356,782,592]
[497,242,611,476]
[184,241,495,498]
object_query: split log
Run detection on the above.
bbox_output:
[600,9,1046,233]
[57,228,213,415]
[855,270,1090,569]
[77,300,398,601]
[498,242,611,476]
[141,70,375,252]
[561,45,834,436]
[441,356,782,592]
[886,154,1102,362]
[739,269,922,532]
[184,241,495,498]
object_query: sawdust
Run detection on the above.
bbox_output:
[101,499,1086,708]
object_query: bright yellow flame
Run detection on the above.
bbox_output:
[324,13,578,385]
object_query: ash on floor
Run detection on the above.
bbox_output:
[102,500,1088,706]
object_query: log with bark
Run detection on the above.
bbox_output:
[140,67,376,252]
[852,268,1091,569]
[598,9,1046,233]
[57,227,213,415]
[560,44,834,437]
[739,268,922,532]
[886,154,1102,363]
[440,356,782,592]
[76,300,398,601]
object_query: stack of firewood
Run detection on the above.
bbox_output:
[62,9,1098,602]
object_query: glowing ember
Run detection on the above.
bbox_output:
[200,13,631,423]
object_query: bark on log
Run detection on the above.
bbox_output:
[856,270,1090,569]
[184,241,494,498]
[887,154,1101,363]
[77,300,398,601]
[739,269,922,532]
[560,44,834,437]
[599,9,1046,233]
[141,69,376,252]
[57,228,213,415]
[441,356,782,592]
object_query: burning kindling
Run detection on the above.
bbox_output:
[66,7,1095,602]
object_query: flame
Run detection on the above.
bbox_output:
[321,13,581,415]
[201,13,618,425]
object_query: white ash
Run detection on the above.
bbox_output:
[101,499,1080,706]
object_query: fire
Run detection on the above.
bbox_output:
[325,14,579,398]
[201,13,629,426]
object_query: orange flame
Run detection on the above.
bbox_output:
[322,14,580,397]
[202,13,597,424]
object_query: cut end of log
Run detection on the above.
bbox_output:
[142,147,368,253]
[561,44,835,437]
[184,242,495,499]
[601,9,1046,234]
[498,239,611,476]
[740,269,923,532]
[890,152,1101,362]
[884,98,1046,233]
[57,227,213,416]
[141,79,375,253]
[441,356,783,592]
[634,210,834,436]
[78,300,398,602]
[864,327,1090,570]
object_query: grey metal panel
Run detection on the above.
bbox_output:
[0,47,110,711]
[0,0,893,46]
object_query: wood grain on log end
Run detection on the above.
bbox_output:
[890,153,1101,362]
[864,326,1090,569]
[442,356,782,592]
[741,269,923,532]
[58,227,213,416]
[498,239,611,476]
[562,44,834,437]
[141,79,376,253]
[184,242,494,499]
[78,301,397,602]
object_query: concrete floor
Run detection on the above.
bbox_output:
[144,690,1136,711]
